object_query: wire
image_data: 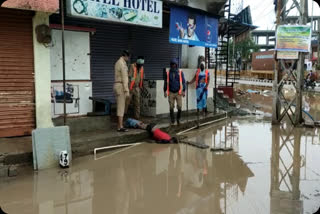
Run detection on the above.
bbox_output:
[251,0,274,15]
[255,8,275,22]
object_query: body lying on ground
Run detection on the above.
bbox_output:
[124,119,178,144]
[146,124,178,144]
[124,118,148,129]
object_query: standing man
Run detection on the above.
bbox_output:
[188,61,210,115]
[126,56,145,119]
[114,50,130,132]
[164,58,186,125]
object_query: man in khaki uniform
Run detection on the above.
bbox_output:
[114,50,130,132]
[126,56,145,119]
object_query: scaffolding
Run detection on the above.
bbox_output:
[272,0,309,125]
[207,0,257,112]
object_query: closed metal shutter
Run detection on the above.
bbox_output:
[50,15,130,102]
[130,26,180,80]
[0,8,35,138]
[90,23,129,101]
[50,15,179,102]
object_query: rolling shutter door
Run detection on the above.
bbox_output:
[0,8,35,137]
[49,15,179,103]
[90,24,129,102]
[130,26,180,80]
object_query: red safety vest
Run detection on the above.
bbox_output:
[166,70,183,96]
[130,64,144,90]
[153,128,172,142]
[195,69,209,88]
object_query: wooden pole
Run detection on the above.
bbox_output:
[60,0,67,125]
[318,19,320,67]
[272,0,282,124]
[295,0,308,125]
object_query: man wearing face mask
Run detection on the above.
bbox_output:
[188,61,210,115]
[164,58,186,125]
[179,14,199,41]
[126,56,145,119]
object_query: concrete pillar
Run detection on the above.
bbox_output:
[187,46,205,69]
[33,12,54,128]
[181,45,189,68]
[180,0,206,69]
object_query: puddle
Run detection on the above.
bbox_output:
[236,84,320,122]
[0,118,320,214]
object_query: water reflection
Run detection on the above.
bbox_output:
[171,121,253,214]
[271,123,302,214]
[1,119,320,214]
[34,169,94,214]
[271,122,320,214]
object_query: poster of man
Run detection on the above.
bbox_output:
[169,6,218,48]
[178,13,199,41]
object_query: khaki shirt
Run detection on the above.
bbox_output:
[128,63,144,88]
[114,57,129,92]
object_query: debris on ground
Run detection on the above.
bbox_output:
[247,89,260,94]
[8,165,18,177]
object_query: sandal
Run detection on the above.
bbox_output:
[117,128,128,132]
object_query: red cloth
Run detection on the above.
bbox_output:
[153,128,171,142]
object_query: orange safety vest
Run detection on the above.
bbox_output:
[166,69,183,96]
[130,64,144,90]
[195,69,209,88]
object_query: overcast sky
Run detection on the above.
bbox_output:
[239,0,320,30]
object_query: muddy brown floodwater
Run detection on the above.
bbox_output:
[235,84,320,122]
[0,118,320,214]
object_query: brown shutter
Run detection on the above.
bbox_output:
[0,8,35,137]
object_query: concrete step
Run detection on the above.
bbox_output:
[1,113,228,167]
[71,113,228,157]
[53,116,113,135]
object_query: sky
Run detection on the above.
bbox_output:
[234,0,320,30]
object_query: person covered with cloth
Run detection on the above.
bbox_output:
[124,118,148,130]
[188,61,210,115]
[163,58,186,125]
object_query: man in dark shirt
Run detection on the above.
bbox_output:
[164,58,186,125]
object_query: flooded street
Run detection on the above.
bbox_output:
[0,118,320,214]
[235,84,320,122]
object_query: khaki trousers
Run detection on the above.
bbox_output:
[168,92,182,110]
[125,87,141,119]
[114,83,127,117]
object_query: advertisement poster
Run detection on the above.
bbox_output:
[169,6,218,48]
[276,25,311,52]
[277,51,299,59]
[67,0,163,28]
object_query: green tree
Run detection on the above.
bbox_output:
[229,36,259,70]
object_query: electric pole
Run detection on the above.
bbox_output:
[272,0,309,126]
[295,0,308,125]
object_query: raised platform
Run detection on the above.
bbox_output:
[0,113,227,168]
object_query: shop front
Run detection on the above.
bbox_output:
[49,0,223,118]
[0,8,35,137]
[49,0,182,118]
